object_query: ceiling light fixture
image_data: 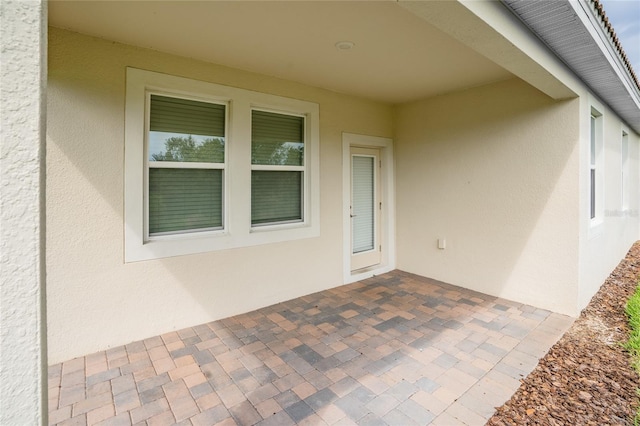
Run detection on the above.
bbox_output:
[335,41,355,51]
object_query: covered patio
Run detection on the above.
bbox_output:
[48,272,572,425]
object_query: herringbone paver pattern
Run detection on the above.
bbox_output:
[48,271,573,425]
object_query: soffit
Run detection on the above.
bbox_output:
[502,0,640,134]
[48,0,513,104]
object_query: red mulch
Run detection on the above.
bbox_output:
[488,242,640,425]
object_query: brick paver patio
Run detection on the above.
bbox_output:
[48,271,573,425]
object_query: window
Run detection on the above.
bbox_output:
[251,110,305,226]
[125,68,320,261]
[622,130,629,211]
[147,94,226,236]
[589,107,603,225]
[590,114,597,220]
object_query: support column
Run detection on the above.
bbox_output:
[0,0,48,424]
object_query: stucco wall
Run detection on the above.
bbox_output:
[47,25,640,364]
[1,0,47,422]
[394,79,582,315]
[578,95,640,309]
[47,28,393,364]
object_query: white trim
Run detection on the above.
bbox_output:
[149,162,225,169]
[250,165,304,172]
[143,91,229,241]
[125,68,320,261]
[588,102,604,237]
[144,91,230,240]
[342,133,396,283]
[575,0,640,108]
[249,108,309,229]
[621,128,630,212]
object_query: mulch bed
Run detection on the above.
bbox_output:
[488,242,640,425]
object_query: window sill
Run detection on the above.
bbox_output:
[588,217,604,240]
[126,223,320,262]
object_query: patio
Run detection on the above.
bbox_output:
[48,271,573,426]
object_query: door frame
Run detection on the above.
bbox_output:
[342,133,396,283]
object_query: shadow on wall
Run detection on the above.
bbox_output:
[45,28,397,363]
[394,78,580,315]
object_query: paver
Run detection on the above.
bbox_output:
[48,271,572,425]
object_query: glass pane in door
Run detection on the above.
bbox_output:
[352,156,375,254]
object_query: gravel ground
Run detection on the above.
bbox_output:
[487,242,640,425]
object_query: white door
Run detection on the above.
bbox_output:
[351,147,381,271]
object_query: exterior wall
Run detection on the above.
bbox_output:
[578,95,640,309]
[456,0,640,315]
[47,24,640,364]
[0,0,48,423]
[395,78,582,315]
[47,28,393,364]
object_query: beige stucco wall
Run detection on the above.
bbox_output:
[1,1,47,422]
[47,25,640,364]
[578,95,640,309]
[47,28,393,364]
[460,0,640,313]
[395,79,582,315]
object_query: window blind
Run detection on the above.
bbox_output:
[251,110,305,225]
[148,94,225,236]
[252,110,304,166]
[149,168,223,234]
[150,95,225,137]
[352,156,375,253]
[251,171,302,225]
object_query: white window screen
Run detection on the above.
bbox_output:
[352,156,375,253]
[590,115,597,220]
[251,110,304,225]
[148,94,225,235]
[622,131,629,210]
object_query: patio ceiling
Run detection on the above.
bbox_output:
[48,1,514,104]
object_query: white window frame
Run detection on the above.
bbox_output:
[589,106,604,228]
[621,128,630,213]
[145,92,228,238]
[249,108,307,230]
[125,68,320,262]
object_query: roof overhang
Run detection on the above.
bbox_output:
[502,0,640,134]
[48,0,639,132]
[398,0,578,101]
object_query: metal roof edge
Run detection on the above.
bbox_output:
[501,0,640,134]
